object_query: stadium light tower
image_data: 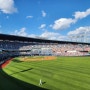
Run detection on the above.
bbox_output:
[84,30,87,43]
[76,35,80,42]
[68,35,72,42]
[84,27,90,43]
[70,35,75,42]
[74,35,76,42]
[75,35,78,42]
[80,34,84,43]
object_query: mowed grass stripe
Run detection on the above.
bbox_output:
[16,68,90,90]
[4,59,90,79]
[0,70,27,90]
[36,61,90,84]
[31,65,90,85]
[4,62,90,89]
[4,66,59,90]
[3,56,90,90]
[22,61,90,80]
[4,67,41,86]
[26,64,88,89]
[4,57,90,87]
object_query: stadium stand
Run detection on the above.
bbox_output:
[0,33,90,65]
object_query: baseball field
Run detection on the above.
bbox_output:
[0,56,90,90]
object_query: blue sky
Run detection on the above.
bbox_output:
[0,0,90,43]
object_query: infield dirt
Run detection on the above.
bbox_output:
[19,56,57,62]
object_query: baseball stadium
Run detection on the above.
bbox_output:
[0,33,90,90]
[1,0,90,90]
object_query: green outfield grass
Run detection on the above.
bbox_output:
[1,56,90,90]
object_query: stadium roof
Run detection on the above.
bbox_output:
[0,33,90,45]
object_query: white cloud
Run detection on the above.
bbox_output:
[10,26,90,42]
[51,8,90,30]
[42,10,46,17]
[12,27,69,41]
[26,15,33,19]
[52,18,75,30]
[0,0,17,14]
[74,8,90,19]
[40,31,67,41]
[39,24,46,29]
[40,31,59,39]
[12,27,37,38]
[67,26,90,42]
[13,27,27,36]
[68,26,90,36]
[28,34,36,38]
[12,28,38,38]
